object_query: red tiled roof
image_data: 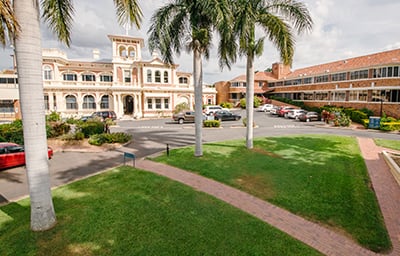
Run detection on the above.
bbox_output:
[230,74,246,82]
[286,48,400,79]
[255,71,277,81]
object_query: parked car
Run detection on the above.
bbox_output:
[0,142,53,170]
[173,111,195,124]
[257,104,274,112]
[298,111,321,122]
[270,106,281,115]
[287,109,306,119]
[81,111,117,121]
[214,110,241,121]
[203,105,224,115]
[277,107,296,117]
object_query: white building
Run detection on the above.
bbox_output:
[0,34,217,120]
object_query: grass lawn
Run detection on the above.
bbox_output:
[0,166,321,256]
[154,135,391,253]
[374,138,400,151]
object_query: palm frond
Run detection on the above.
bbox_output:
[0,0,20,47]
[41,0,74,46]
[113,0,142,29]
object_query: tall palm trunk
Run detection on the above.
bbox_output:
[245,54,255,149]
[14,0,56,231]
[193,47,203,156]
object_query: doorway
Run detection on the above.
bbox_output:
[124,95,134,114]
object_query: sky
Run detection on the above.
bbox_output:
[1,0,400,84]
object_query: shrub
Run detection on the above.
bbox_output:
[203,120,220,128]
[242,117,256,127]
[88,132,132,145]
[350,111,368,124]
[77,120,104,138]
[174,102,190,114]
[220,102,233,109]
[47,122,71,138]
[46,111,61,122]
[0,119,24,144]
[380,122,400,131]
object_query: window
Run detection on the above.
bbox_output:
[333,92,346,101]
[374,66,400,78]
[44,95,49,110]
[82,73,95,81]
[147,70,152,83]
[314,75,329,83]
[164,71,169,83]
[147,98,153,109]
[0,100,14,113]
[350,70,368,80]
[129,48,135,58]
[66,95,77,109]
[155,99,162,109]
[83,95,96,109]
[100,95,109,109]
[100,74,113,82]
[124,70,131,83]
[164,98,169,109]
[179,77,188,84]
[53,94,57,109]
[155,71,161,83]
[302,77,313,84]
[303,93,314,100]
[43,66,53,80]
[331,72,346,81]
[63,73,77,81]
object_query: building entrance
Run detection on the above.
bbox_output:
[124,95,134,114]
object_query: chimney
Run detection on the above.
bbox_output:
[93,49,100,60]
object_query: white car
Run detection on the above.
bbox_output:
[257,104,274,112]
[287,109,306,119]
[203,105,224,115]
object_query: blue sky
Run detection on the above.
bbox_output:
[1,0,399,84]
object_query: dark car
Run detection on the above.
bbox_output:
[82,111,117,121]
[214,110,241,121]
[0,142,53,170]
[298,111,321,122]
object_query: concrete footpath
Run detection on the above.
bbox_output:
[135,137,400,256]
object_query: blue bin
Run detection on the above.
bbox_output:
[368,116,381,129]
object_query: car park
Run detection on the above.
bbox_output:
[257,104,274,112]
[0,142,53,170]
[298,111,321,122]
[287,109,306,119]
[214,110,241,121]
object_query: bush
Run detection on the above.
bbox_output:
[380,122,400,131]
[220,102,233,109]
[88,132,132,146]
[0,119,24,144]
[242,117,256,127]
[77,120,104,138]
[350,111,368,124]
[203,120,220,128]
[46,111,61,122]
[174,102,190,114]
[47,122,71,138]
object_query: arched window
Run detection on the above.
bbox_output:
[43,66,53,80]
[147,70,152,83]
[179,77,188,84]
[128,47,136,58]
[100,95,109,109]
[155,70,161,83]
[63,73,77,81]
[164,71,168,83]
[66,95,77,109]
[83,95,96,109]
[119,46,127,57]
[82,73,96,81]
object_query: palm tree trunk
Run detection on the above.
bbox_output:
[193,47,203,157]
[14,0,56,231]
[245,54,255,149]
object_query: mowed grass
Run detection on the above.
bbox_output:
[374,138,400,151]
[154,135,391,253]
[0,166,321,256]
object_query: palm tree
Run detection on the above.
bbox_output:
[232,0,313,149]
[148,0,235,157]
[0,0,19,46]
[3,0,142,231]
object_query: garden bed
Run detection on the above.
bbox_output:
[382,151,400,186]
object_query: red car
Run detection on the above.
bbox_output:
[0,142,53,170]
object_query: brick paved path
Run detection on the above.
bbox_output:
[135,137,400,256]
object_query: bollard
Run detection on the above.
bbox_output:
[166,143,170,157]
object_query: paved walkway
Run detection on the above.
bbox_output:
[135,137,400,256]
